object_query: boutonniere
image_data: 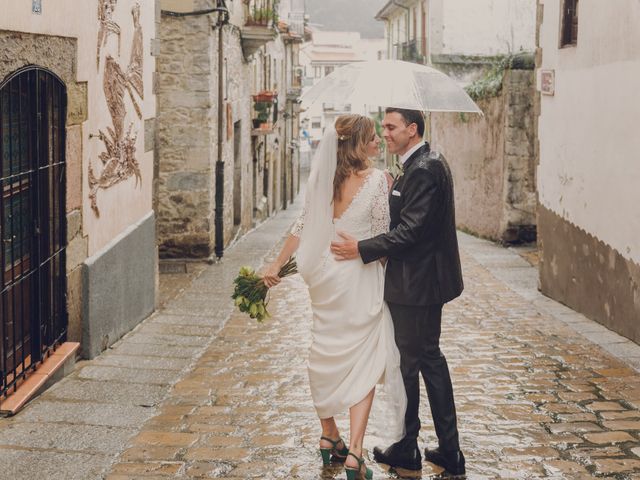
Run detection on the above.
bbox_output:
[387,160,404,180]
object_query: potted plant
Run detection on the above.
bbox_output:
[254,101,272,129]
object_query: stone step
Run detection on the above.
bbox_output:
[0,342,79,415]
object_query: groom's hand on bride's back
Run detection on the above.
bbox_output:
[330,232,360,261]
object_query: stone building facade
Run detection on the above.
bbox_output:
[252,12,305,219]
[430,59,537,243]
[157,0,304,260]
[536,0,640,340]
[0,0,158,373]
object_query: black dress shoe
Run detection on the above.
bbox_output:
[373,441,422,471]
[424,447,465,476]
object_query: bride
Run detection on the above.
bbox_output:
[263,114,407,479]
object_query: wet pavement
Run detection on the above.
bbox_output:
[4,193,640,478]
[103,231,640,480]
[108,231,640,480]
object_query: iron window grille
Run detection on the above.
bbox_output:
[0,66,67,399]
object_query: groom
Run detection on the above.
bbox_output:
[331,108,465,475]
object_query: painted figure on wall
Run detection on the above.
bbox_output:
[90,1,144,216]
[97,0,121,67]
[128,4,144,100]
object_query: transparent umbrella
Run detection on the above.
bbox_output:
[301,59,482,114]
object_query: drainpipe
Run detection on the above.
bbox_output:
[283,46,289,210]
[282,126,288,210]
[214,1,229,259]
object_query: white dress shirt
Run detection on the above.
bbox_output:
[399,142,424,166]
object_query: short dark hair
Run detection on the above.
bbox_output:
[385,107,425,137]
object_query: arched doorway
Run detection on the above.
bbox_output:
[0,67,67,398]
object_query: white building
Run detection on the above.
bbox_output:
[299,31,385,143]
[536,0,640,340]
[376,0,537,83]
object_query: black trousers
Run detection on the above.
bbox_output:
[387,302,460,452]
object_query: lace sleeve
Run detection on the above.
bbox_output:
[371,170,390,237]
[290,205,306,237]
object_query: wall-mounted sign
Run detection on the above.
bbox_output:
[541,69,555,96]
[32,0,42,14]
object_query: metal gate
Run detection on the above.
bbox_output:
[0,67,67,398]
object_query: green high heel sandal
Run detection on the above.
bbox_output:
[319,436,349,465]
[345,452,373,480]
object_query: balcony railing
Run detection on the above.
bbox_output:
[245,0,278,27]
[394,39,426,64]
[322,103,351,113]
[241,0,279,56]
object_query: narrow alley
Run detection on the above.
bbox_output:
[3,199,640,479]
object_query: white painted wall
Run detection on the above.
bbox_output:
[431,0,536,56]
[537,0,640,264]
[1,0,156,256]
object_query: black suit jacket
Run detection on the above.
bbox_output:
[359,143,463,306]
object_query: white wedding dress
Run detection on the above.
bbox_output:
[291,167,406,442]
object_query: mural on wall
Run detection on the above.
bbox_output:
[97,0,121,67]
[90,2,144,216]
[128,4,144,100]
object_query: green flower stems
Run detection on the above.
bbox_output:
[231,257,297,322]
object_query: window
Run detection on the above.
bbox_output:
[0,67,67,398]
[311,117,321,129]
[561,0,579,47]
[325,66,334,76]
[273,58,277,89]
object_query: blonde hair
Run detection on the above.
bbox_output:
[333,114,375,201]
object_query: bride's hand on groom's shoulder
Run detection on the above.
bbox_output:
[262,262,282,288]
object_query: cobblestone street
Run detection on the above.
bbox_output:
[105,236,640,479]
[3,200,640,479]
